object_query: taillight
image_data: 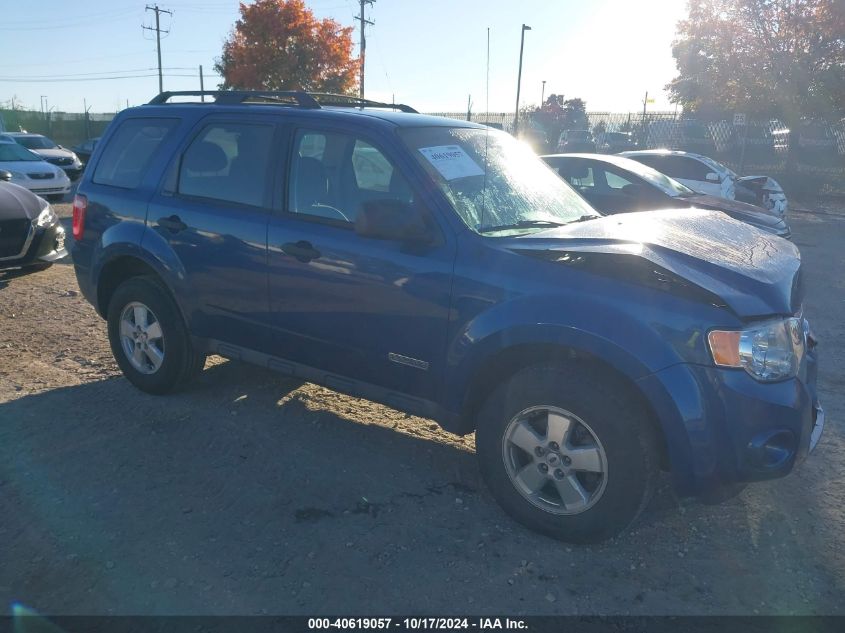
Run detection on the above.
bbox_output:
[72,194,87,240]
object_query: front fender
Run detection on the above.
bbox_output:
[444,292,700,411]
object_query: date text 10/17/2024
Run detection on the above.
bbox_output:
[307,618,528,630]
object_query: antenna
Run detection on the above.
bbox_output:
[485,27,490,121]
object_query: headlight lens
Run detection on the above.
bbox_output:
[9,171,25,179]
[34,199,58,228]
[708,317,804,382]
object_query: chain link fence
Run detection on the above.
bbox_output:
[428,111,845,195]
[0,108,116,148]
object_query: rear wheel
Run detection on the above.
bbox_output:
[106,276,205,394]
[476,364,659,543]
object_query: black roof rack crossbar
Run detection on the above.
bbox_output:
[148,90,321,108]
[308,93,418,113]
[148,90,417,113]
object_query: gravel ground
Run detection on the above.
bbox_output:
[0,198,843,616]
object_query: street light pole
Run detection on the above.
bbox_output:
[513,24,531,135]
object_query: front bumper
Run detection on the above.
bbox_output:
[0,222,67,271]
[62,167,84,181]
[637,340,823,497]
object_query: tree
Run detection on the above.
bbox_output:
[215,0,359,94]
[560,98,589,129]
[667,0,845,122]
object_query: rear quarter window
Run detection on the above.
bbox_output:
[93,118,178,189]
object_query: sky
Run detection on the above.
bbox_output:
[0,0,689,115]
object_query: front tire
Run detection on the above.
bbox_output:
[476,364,659,543]
[107,276,206,394]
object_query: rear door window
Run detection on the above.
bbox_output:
[177,122,274,207]
[93,118,178,188]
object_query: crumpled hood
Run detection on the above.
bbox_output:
[0,181,43,221]
[506,209,801,318]
[685,194,787,233]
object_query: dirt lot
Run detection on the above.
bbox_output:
[1,198,843,616]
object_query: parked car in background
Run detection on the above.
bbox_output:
[647,119,716,155]
[556,129,595,153]
[71,137,100,164]
[517,124,549,153]
[795,120,839,164]
[620,149,788,215]
[722,123,787,162]
[595,131,636,153]
[542,153,790,237]
[0,179,67,272]
[71,90,822,543]
[0,138,72,201]
[6,132,84,180]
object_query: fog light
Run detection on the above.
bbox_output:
[748,430,795,469]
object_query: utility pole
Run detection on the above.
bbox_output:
[143,4,172,94]
[641,90,649,147]
[355,0,374,100]
[199,65,205,101]
[513,24,531,135]
[541,80,546,106]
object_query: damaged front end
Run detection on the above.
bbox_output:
[735,175,788,215]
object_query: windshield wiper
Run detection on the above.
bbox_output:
[567,214,601,223]
[482,219,567,233]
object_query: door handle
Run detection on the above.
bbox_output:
[281,240,321,263]
[158,215,188,233]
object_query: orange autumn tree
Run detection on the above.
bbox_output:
[215,0,359,94]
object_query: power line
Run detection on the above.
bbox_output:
[0,67,193,80]
[143,4,173,94]
[0,8,139,31]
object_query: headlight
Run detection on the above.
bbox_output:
[708,317,804,382]
[34,199,58,228]
[9,171,25,179]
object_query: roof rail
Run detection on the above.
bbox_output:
[308,93,418,114]
[148,90,321,108]
[147,90,418,113]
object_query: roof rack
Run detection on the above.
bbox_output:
[147,90,417,113]
[308,93,418,114]
[148,90,321,108]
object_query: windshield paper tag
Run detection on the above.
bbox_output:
[418,145,484,180]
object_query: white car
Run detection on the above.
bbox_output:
[619,149,788,215]
[6,132,84,181]
[0,138,71,200]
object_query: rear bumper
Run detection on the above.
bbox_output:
[637,344,823,497]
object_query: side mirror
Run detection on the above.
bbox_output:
[705,172,720,182]
[355,199,432,243]
[0,170,12,182]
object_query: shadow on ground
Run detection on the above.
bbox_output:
[1,356,843,615]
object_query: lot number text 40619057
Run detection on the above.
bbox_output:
[307,618,528,630]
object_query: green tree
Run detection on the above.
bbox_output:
[215,0,359,93]
[667,0,845,121]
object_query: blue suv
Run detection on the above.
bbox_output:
[71,91,824,543]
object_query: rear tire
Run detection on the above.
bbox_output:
[106,276,206,394]
[475,364,659,543]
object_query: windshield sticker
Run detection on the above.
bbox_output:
[418,145,485,180]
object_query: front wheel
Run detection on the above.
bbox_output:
[107,276,206,394]
[476,365,659,543]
